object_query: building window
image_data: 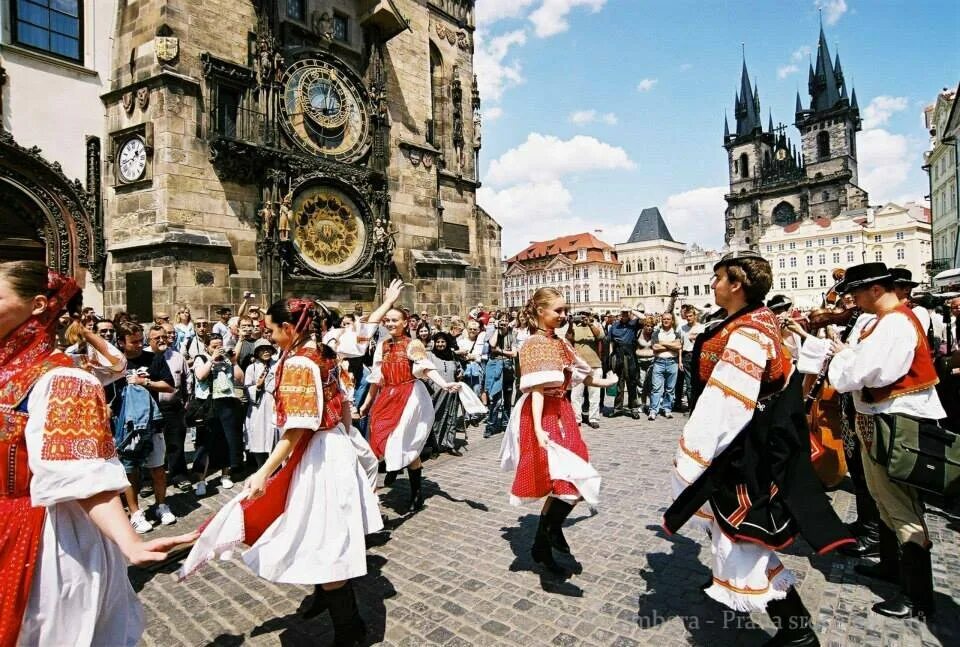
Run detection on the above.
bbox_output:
[846,250,855,262]
[778,243,784,251]
[817,131,830,159]
[626,285,632,296]
[789,257,797,268]
[639,284,645,296]
[693,285,700,296]
[789,242,796,249]
[704,284,711,294]
[578,248,587,261]
[805,240,812,248]
[790,276,798,289]
[742,218,751,231]
[766,245,772,252]
[287,0,305,20]
[575,290,581,303]
[780,277,787,290]
[13,0,82,62]
[649,282,656,294]
[332,14,349,42]
[806,255,813,266]
[739,152,749,179]
[215,86,242,138]
[443,222,470,252]
[778,258,786,269]
[874,250,882,262]
[822,191,829,202]
[832,252,840,263]
[819,274,828,287]
[832,236,839,244]
[874,234,882,243]
[807,275,815,288]
[818,253,825,265]
[896,231,904,240]
[896,247,905,260]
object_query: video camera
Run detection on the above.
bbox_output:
[913,291,959,314]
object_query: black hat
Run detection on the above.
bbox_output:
[713,249,766,271]
[766,294,793,312]
[836,262,891,294]
[890,268,919,288]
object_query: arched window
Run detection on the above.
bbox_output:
[429,43,444,147]
[626,285,632,296]
[649,282,656,295]
[817,131,830,159]
[741,218,751,231]
[649,259,656,271]
[772,201,797,226]
[739,152,749,178]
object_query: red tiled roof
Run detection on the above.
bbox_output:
[505,232,617,264]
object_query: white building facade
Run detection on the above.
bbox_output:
[923,86,959,273]
[616,207,685,313]
[502,232,621,312]
[676,245,723,313]
[759,203,932,309]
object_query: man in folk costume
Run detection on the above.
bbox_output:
[663,251,853,647]
[802,263,945,620]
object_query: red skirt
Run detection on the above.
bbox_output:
[0,497,45,647]
[511,394,589,500]
[369,381,416,460]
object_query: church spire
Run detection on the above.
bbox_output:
[733,56,762,138]
[724,113,730,141]
[768,110,774,134]
[810,24,841,112]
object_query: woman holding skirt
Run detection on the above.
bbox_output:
[359,294,462,513]
[500,287,616,574]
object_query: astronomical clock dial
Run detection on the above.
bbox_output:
[279,58,372,162]
[117,137,147,182]
[289,185,369,278]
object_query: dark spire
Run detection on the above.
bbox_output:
[810,25,841,112]
[850,87,859,111]
[733,57,762,138]
[795,91,804,116]
[768,110,774,134]
[724,113,730,140]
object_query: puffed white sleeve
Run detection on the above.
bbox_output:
[797,335,831,375]
[672,329,766,495]
[26,367,129,507]
[828,313,915,394]
[337,322,378,358]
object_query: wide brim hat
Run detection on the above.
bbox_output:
[766,294,793,312]
[713,249,766,271]
[836,262,891,294]
[252,338,276,355]
[890,267,919,288]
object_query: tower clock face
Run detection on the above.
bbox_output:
[117,137,147,182]
[279,58,371,162]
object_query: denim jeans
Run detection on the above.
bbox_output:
[649,358,679,415]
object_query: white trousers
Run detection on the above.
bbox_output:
[570,367,602,423]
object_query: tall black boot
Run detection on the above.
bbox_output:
[873,542,936,620]
[838,519,880,557]
[406,466,424,512]
[763,587,819,647]
[544,499,575,555]
[302,584,328,619]
[326,581,366,646]
[531,514,565,575]
[854,523,898,584]
[383,470,399,487]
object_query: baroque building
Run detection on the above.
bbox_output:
[923,85,959,274]
[724,25,867,250]
[502,232,620,311]
[616,207,685,313]
[676,245,722,313]
[101,0,499,319]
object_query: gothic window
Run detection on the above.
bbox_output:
[817,131,830,159]
[287,0,305,20]
[626,285,632,296]
[649,259,656,271]
[733,158,738,175]
[638,284,644,296]
[741,218,751,231]
[429,43,444,147]
[739,153,749,178]
[13,0,82,62]
[772,202,797,226]
[649,282,656,294]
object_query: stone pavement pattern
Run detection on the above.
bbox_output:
[134,415,960,646]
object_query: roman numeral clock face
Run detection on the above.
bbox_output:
[279,58,372,162]
[117,137,146,182]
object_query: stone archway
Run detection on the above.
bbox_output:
[0,130,103,282]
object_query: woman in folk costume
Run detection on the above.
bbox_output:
[0,261,195,647]
[358,284,463,513]
[500,288,617,574]
[425,331,466,456]
[178,297,382,645]
[662,252,853,647]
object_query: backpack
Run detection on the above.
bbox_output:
[113,383,162,464]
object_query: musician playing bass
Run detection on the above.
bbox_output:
[801,262,945,621]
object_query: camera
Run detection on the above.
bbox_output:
[913,291,959,316]
[243,291,255,299]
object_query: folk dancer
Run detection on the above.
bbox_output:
[178,298,383,646]
[802,263,946,620]
[0,261,193,647]
[663,252,853,647]
[500,288,617,574]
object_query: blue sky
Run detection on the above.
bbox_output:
[474,0,960,257]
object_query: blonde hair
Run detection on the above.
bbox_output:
[523,287,563,333]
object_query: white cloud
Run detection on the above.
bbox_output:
[662,186,728,249]
[862,96,910,130]
[815,0,848,26]
[475,0,538,28]
[777,65,800,79]
[569,109,617,125]
[486,133,635,186]
[485,106,504,122]
[474,29,527,103]
[636,78,658,92]
[858,128,914,202]
[529,0,607,38]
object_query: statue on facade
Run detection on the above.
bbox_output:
[312,11,334,42]
[278,192,293,241]
[259,202,276,239]
[372,217,397,265]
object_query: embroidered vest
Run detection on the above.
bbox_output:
[860,304,939,403]
[381,337,416,386]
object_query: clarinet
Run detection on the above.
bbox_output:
[803,309,861,414]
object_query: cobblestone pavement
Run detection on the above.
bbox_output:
[134,414,960,646]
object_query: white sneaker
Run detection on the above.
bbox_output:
[664,411,674,419]
[648,414,656,421]
[194,481,207,497]
[156,503,177,525]
[221,475,234,489]
[130,510,153,534]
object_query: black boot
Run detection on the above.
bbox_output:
[544,499,575,555]
[854,523,898,584]
[406,466,424,512]
[383,470,399,487]
[302,584,328,619]
[872,542,936,620]
[839,519,880,557]
[326,581,366,646]
[531,514,565,575]
[763,588,819,646]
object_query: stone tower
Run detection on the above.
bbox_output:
[722,25,867,250]
[102,0,500,320]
